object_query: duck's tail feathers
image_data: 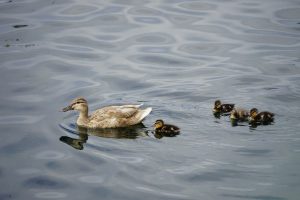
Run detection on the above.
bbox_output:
[136,107,152,122]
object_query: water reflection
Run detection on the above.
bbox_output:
[13,25,28,28]
[152,130,180,139]
[249,121,275,129]
[230,119,248,127]
[60,133,87,150]
[2,0,300,199]
[60,124,149,150]
[213,112,231,119]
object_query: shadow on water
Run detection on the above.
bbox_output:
[59,124,149,150]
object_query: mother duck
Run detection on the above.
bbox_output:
[62,97,152,129]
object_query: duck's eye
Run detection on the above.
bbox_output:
[72,102,82,107]
[75,101,84,105]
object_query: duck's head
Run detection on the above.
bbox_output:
[249,108,258,121]
[62,97,88,112]
[154,119,164,129]
[213,100,222,112]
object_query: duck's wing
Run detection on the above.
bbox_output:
[92,105,141,119]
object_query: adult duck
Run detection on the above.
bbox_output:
[62,97,152,129]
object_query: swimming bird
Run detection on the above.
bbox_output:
[62,97,152,129]
[153,119,180,136]
[213,100,235,114]
[230,107,249,121]
[249,108,274,124]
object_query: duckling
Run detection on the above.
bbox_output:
[153,119,180,137]
[213,100,235,114]
[62,97,152,129]
[230,107,249,121]
[249,108,274,124]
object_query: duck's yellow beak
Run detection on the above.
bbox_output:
[62,105,73,112]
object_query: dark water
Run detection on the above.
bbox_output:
[1,0,300,199]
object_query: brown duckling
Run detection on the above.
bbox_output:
[153,119,180,136]
[249,108,274,124]
[230,107,249,121]
[213,100,235,114]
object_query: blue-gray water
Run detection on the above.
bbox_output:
[1,0,300,199]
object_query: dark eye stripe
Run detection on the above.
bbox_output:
[72,101,85,106]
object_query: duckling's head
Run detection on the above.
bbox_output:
[62,97,88,112]
[230,109,238,120]
[154,119,164,129]
[213,100,222,112]
[249,108,258,121]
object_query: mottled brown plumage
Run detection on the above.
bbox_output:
[249,108,274,124]
[153,119,180,136]
[62,97,152,128]
[230,107,249,121]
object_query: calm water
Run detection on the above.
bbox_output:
[1,0,300,199]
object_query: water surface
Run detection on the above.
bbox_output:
[1,0,300,199]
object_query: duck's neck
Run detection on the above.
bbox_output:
[77,107,89,126]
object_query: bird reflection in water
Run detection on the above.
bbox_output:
[248,120,274,129]
[60,132,87,150]
[59,124,149,150]
[213,112,232,119]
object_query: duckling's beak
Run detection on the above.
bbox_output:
[62,105,73,112]
[153,123,159,129]
[230,114,236,120]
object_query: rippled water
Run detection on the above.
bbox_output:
[1,0,300,199]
